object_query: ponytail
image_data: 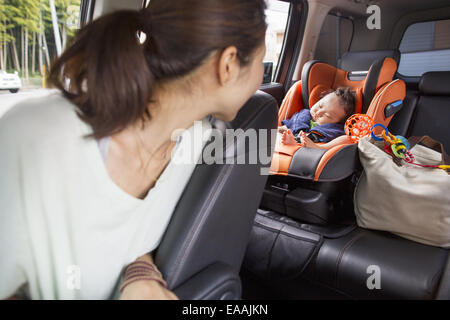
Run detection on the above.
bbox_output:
[49,10,154,139]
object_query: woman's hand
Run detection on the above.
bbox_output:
[119,252,178,300]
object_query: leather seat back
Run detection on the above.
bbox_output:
[407,71,450,152]
[155,91,278,299]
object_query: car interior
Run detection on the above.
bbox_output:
[240,0,450,300]
[9,0,449,300]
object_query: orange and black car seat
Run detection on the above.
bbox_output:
[260,50,406,225]
[270,50,406,181]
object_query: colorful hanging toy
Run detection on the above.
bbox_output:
[345,114,450,171]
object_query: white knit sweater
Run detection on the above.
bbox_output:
[0,93,210,299]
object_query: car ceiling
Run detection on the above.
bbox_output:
[309,0,450,19]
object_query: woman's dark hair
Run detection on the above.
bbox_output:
[49,0,267,139]
[320,87,355,123]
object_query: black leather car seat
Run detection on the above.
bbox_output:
[154,90,278,299]
[390,71,450,152]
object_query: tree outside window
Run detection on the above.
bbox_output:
[0,0,80,88]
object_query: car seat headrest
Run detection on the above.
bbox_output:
[419,71,450,96]
[338,50,400,71]
[301,57,398,113]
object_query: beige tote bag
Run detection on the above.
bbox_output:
[354,136,450,248]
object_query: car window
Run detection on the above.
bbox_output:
[398,19,450,77]
[263,0,290,84]
[314,14,353,67]
[0,0,81,117]
[0,0,81,81]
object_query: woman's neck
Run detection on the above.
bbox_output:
[111,87,211,160]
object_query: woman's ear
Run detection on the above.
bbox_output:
[217,46,239,86]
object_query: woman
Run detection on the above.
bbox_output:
[0,0,267,299]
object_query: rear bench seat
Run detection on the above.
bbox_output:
[389,71,450,152]
[241,71,450,299]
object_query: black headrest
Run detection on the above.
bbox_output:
[419,72,450,96]
[339,50,400,71]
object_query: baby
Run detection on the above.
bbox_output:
[279,87,355,149]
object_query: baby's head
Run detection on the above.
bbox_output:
[309,87,355,125]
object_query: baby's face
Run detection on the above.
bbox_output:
[309,93,346,125]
